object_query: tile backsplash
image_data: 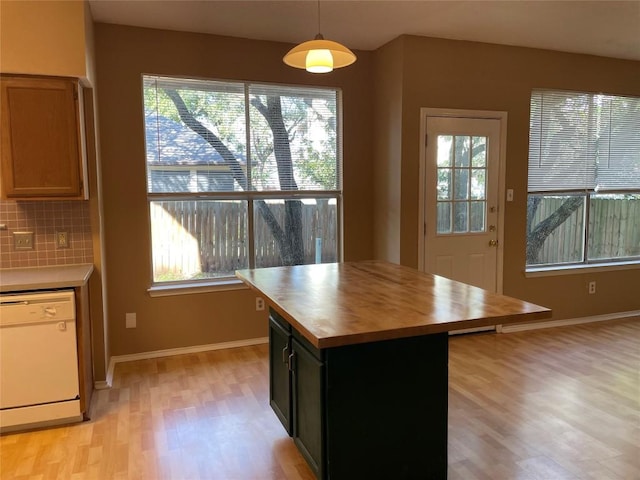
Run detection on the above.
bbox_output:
[0,201,93,269]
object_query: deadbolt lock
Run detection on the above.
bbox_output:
[489,225,496,232]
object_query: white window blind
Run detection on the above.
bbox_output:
[598,95,640,190]
[248,83,339,192]
[144,76,339,194]
[528,90,640,192]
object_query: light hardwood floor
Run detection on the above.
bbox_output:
[1,318,638,479]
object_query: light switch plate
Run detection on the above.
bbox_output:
[14,231,34,250]
[506,189,514,202]
[126,312,137,328]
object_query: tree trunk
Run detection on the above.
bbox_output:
[251,95,305,264]
[165,89,304,266]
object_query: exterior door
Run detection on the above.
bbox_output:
[424,117,501,291]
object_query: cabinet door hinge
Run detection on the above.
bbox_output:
[425,134,428,147]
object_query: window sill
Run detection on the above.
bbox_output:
[525,261,640,278]
[148,278,247,297]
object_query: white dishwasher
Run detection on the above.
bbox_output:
[0,290,82,432]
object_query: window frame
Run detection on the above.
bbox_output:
[142,75,344,294]
[525,89,640,273]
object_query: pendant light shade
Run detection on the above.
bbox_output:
[284,34,356,73]
[283,1,356,73]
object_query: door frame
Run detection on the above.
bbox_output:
[418,108,508,294]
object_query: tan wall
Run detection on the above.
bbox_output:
[93,24,374,356]
[372,37,404,263]
[377,34,640,319]
[0,0,87,79]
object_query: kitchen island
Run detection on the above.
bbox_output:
[236,261,552,479]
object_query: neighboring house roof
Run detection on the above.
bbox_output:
[145,110,245,165]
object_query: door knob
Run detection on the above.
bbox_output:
[489,239,498,247]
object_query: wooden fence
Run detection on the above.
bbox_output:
[151,200,337,281]
[529,196,640,265]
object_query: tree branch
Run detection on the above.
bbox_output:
[164,88,248,190]
[526,196,584,263]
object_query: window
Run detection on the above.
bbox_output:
[436,135,488,234]
[143,76,341,284]
[526,89,640,268]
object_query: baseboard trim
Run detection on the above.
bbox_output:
[99,336,269,389]
[499,310,639,334]
[95,311,639,388]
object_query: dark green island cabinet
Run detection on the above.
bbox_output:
[237,261,552,480]
[269,309,448,480]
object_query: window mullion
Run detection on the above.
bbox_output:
[582,194,590,263]
[247,199,255,269]
[244,84,255,268]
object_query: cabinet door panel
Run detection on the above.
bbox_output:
[1,76,82,198]
[292,338,324,479]
[325,333,449,479]
[269,317,292,434]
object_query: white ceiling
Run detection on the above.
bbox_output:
[88,0,640,61]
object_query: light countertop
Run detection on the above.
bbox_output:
[236,261,552,349]
[0,264,94,293]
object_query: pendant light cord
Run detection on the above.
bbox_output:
[317,0,321,35]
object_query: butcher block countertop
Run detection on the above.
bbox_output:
[236,261,552,349]
[0,264,94,293]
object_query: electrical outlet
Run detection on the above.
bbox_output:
[256,297,265,311]
[13,231,34,250]
[126,312,137,328]
[588,281,596,295]
[56,231,69,248]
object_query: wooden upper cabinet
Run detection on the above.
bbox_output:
[1,75,85,199]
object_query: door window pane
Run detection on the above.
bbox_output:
[453,202,469,233]
[437,136,453,167]
[472,137,487,167]
[437,168,452,200]
[454,136,471,167]
[454,169,469,200]
[470,201,486,232]
[437,202,452,234]
[471,169,486,200]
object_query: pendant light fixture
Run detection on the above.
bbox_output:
[283,0,356,73]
